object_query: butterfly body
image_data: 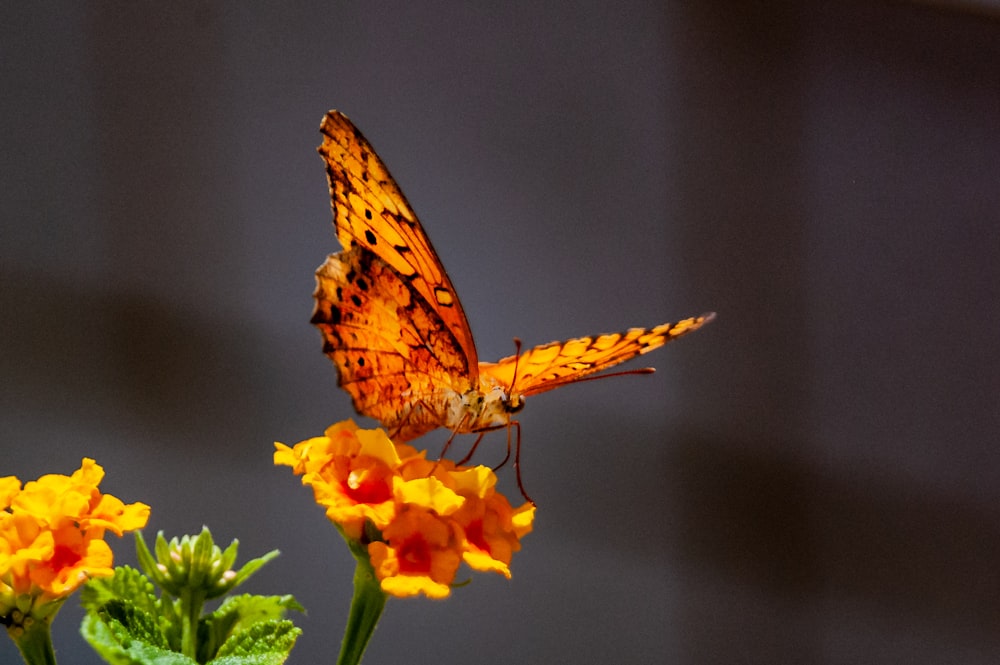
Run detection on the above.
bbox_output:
[313,110,713,446]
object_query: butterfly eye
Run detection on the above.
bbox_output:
[505,394,525,414]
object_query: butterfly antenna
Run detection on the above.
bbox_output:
[509,337,523,394]
[576,367,656,382]
[531,366,656,393]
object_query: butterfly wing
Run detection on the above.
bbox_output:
[312,246,474,441]
[479,314,715,398]
[315,110,714,442]
[318,110,479,374]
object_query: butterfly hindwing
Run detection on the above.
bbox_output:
[318,110,479,372]
[479,314,715,398]
[312,245,474,440]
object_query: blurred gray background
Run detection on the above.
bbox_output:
[3,2,1000,663]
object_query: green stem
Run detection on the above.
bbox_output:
[10,615,58,665]
[179,588,205,659]
[336,541,387,665]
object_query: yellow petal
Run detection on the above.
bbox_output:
[393,477,464,516]
[448,466,496,498]
[355,428,402,467]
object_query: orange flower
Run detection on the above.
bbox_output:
[0,478,20,508]
[367,507,462,599]
[276,420,534,599]
[453,492,535,579]
[275,421,404,539]
[0,459,149,626]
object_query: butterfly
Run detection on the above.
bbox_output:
[311,110,714,485]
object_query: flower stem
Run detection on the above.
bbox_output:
[336,540,387,665]
[9,616,58,665]
[179,588,206,659]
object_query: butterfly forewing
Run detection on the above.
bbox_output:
[318,111,479,371]
[479,314,715,398]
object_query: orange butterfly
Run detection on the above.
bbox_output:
[311,110,713,468]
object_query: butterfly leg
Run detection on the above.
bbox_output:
[455,431,487,465]
[455,423,509,470]
[459,422,535,504]
[492,431,512,471]
[429,414,477,478]
[428,420,535,505]
[510,421,535,506]
[428,427,463,478]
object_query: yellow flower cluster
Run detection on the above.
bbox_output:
[0,459,150,626]
[275,421,535,599]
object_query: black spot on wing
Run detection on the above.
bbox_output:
[311,304,341,326]
[365,228,377,243]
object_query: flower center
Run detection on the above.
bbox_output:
[396,535,432,574]
[345,469,392,504]
[49,544,82,571]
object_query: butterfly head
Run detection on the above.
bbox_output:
[479,383,526,419]
[454,382,525,433]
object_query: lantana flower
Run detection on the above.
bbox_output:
[368,506,463,599]
[274,420,535,598]
[1,459,149,662]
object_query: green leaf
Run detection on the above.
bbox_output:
[81,566,184,651]
[100,600,168,648]
[199,595,304,662]
[210,620,302,665]
[80,600,195,665]
[210,594,304,634]
[81,567,158,615]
